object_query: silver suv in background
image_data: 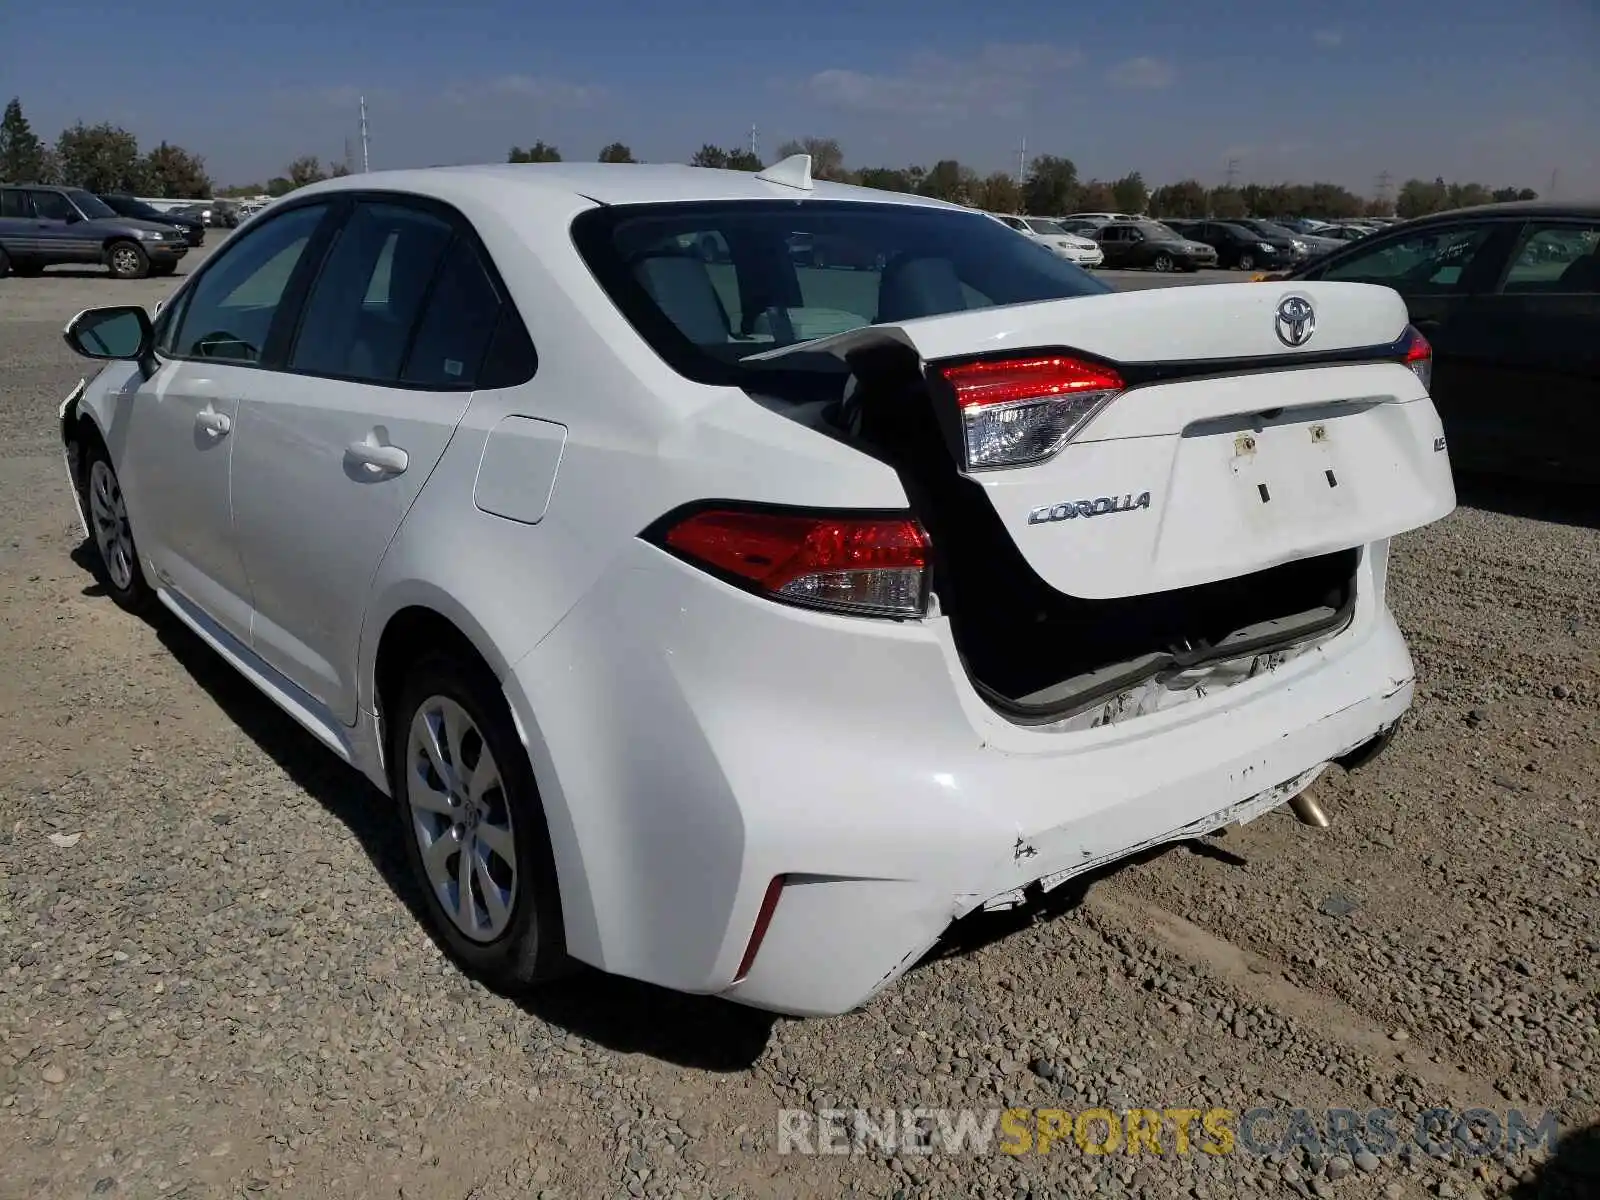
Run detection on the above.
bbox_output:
[0,185,189,279]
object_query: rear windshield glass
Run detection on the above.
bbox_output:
[571,200,1111,386]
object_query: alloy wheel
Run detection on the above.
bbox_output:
[405,696,519,943]
[88,460,135,592]
[111,247,141,276]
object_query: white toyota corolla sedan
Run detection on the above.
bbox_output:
[58,156,1455,1016]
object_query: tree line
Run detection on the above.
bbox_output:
[501,135,1539,221]
[1,96,1543,220]
[0,98,213,198]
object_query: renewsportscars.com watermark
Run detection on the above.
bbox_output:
[777,1106,1561,1159]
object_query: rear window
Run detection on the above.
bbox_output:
[571,200,1111,386]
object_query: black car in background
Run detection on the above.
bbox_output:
[1093,220,1218,271]
[97,194,205,246]
[1267,200,1599,483]
[1165,219,1297,271]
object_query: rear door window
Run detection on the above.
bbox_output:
[288,202,454,383]
[29,190,76,222]
[1499,222,1600,294]
[0,189,29,218]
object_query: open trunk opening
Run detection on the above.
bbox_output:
[748,343,1360,725]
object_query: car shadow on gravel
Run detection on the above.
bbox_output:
[75,545,778,1070]
[1453,472,1600,531]
[1508,1121,1600,1199]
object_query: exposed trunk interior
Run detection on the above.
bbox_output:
[747,344,1360,725]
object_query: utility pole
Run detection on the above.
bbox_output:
[749,123,758,161]
[1225,158,1240,189]
[359,95,370,173]
[1017,134,1028,183]
[344,137,352,174]
[1374,170,1393,214]
[1548,168,1558,199]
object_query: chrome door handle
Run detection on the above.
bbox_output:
[195,408,231,436]
[345,440,409,475]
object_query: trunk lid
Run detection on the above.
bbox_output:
[751,282,1456,599]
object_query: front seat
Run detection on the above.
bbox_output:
[876,255,969,323]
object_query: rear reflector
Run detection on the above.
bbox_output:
[655,507,931,618]
[1401,324,1432,392]
[733,875,786,983]
[938,355,1125,470]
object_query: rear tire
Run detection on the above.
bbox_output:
[151,263,176,277]
[390,654,568,993]
[0,246,8,278]
[81,437,153,613]
[107,240,149,279]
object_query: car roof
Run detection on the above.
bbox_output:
[288,162,968,212]
[1397,198,1600,222]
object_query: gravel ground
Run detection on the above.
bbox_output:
[2,249,1597,1200]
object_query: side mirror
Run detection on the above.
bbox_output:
[64,305,154,363]
[62,209,82,224]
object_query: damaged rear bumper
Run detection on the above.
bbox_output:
[722,614,1411,1015]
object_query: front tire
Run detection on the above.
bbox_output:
[390,655,568,992]
[0,246,8,278]
[1152,253,1175,272]
[82,439,152,612]
[107,240,150,279]
[1237,252,1256,271]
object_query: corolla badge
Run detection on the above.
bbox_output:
[1274,295,1316,347]
[1028,492,1152,524]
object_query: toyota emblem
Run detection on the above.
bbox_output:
[1274,296,1317,347]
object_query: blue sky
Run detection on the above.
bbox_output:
[7,0,1597,196]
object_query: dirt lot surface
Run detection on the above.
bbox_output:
[2,248,1597,1200]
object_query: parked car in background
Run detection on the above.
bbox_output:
[1225,219,1326,260]
[1318,224,1370,243]
[55,159,1452,1016]
[1263,200,1599,483]
[98,194,206,246]
[171,200,238,229]
[990,214,1105,267]
[1063,212,1137,224]
[0,184,190,278]
[1165,219,1298,271]
[1093,220,1218,271]
[1282,218,1334,235]
[786,231,888,271]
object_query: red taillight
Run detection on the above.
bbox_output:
[938,355,1125,470]
[1401,324,1433,391]
[657,507,931,618]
